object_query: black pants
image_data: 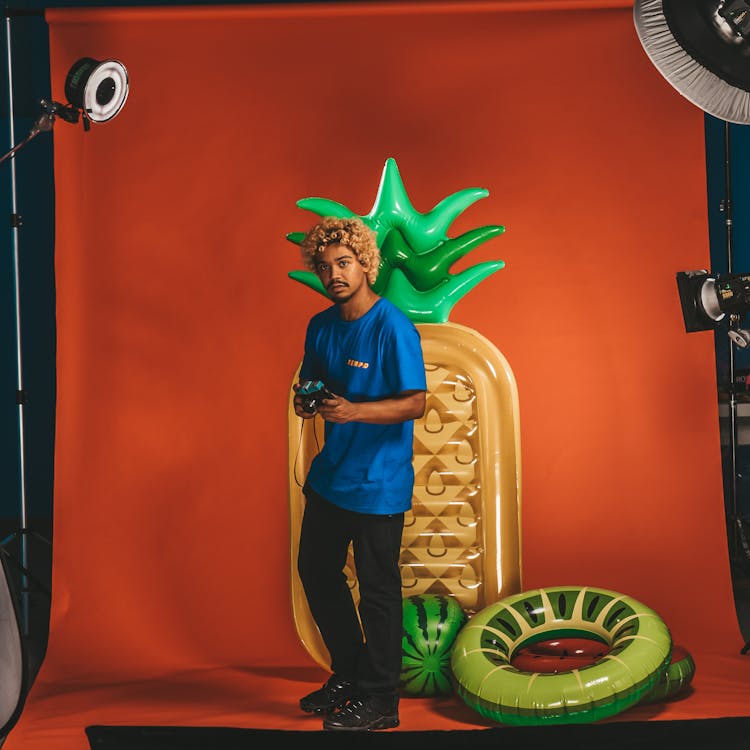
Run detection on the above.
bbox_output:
[297,486,404,700]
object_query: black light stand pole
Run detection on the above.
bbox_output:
[722,122,750,575]
[722,122,750,657]
[3,9,30,637]
[722,122,739,559]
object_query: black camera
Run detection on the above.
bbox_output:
[297,379,334,413]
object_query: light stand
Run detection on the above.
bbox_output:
[0,38,129,636]
[718,124,749,583]
[634,0,750,655]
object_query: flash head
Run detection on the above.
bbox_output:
[677,270,750,332]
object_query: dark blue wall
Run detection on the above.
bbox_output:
[0,7,54,535]
[705,117,750,538]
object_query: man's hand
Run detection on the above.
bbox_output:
[292,382,317,419]
[317,390,425,425]
[315,392,353,423]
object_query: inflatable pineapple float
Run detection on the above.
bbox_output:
[287,158,521,670]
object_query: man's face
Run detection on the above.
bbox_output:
[314,243,368,304]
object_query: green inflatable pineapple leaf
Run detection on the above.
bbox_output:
[287,157,506,323]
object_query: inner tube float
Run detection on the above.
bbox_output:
[510,637,610,673]
[450,586,672,725]
[640,643,695,704]
[510,637,695,703]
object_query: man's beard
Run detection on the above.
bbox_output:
[329,282,354,303]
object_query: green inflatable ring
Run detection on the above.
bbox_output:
[639,644,695,704]
[450,586,672,726]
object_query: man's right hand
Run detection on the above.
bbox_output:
[293,383,317,419]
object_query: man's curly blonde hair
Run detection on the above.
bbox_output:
[300,216,381,285]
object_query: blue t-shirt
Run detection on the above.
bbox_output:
[300,297,427,514]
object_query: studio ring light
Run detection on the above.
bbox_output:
[0,56,129,166]
[63,57,129,125]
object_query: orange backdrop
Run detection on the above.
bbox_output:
[7,2,749,748]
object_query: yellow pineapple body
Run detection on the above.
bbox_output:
[287,322,521,670]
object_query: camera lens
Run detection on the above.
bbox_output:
[303,397,316,413]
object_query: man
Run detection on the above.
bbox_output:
[293,216,426,731]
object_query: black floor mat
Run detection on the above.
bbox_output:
[86,717,750,750]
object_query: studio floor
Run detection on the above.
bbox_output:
[4,651,750,750]
[0,564,748,749]
[2,516,750,749]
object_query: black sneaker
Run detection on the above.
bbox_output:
[322,695,399,731]
[299,675,355,714]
